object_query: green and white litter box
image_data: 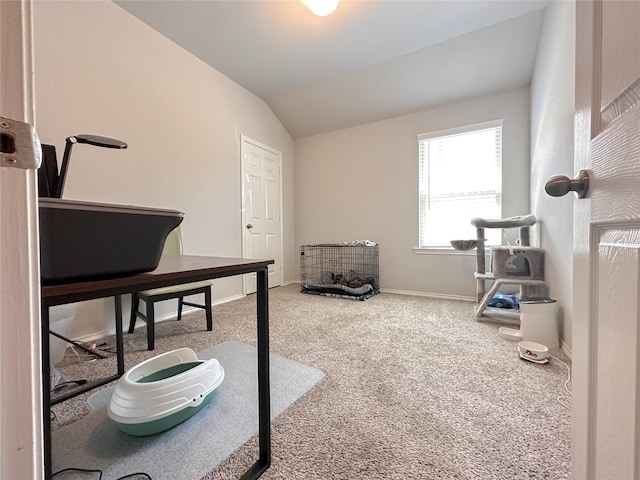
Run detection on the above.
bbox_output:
[108,348,224,436]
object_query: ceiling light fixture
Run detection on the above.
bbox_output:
[305,0,339,17]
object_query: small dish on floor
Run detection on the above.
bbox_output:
[519,355,549,364]
[517,340,549,364]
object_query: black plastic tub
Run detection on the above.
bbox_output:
[39,199,184,284]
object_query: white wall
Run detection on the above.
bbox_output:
[31,0,574,348]
[530,0,575,352]
[295,88,531,298]
[33,0,295,341]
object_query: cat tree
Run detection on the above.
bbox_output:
[470,215,545,320]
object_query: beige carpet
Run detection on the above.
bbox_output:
[53,284,571,479]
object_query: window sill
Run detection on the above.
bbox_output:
[413,247,489,256]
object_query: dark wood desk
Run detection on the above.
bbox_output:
[41,255,274,480]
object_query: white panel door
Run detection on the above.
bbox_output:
[0,1,43,478]
[571,1,640,478]
[241,135,283,294]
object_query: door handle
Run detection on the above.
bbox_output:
[246,224,254,229]
[545,170,590,199]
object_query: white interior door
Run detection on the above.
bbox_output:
[0,1,43,478]
[241,135,283,294]
[571,1,640,478]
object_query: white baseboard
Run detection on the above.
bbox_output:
[73,293,246,344]
[379,287,476,303]
[72,287,573,364]
[559,339,572,361]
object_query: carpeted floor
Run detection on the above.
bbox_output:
[53,284,571,479]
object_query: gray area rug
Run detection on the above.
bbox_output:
[52,341,324,479]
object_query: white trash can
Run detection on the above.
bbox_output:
[49,304,78,366]
[520,298,558,349]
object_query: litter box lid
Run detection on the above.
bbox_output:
[108,348,224,425]
[39,198,184,283]
[39,198,185,216]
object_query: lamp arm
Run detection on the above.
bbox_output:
[54,134,127,198]
[55,136,76,198]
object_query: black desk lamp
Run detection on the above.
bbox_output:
[55,134,127,198]
[45,134,128,369]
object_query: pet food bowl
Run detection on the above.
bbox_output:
[108,348,224,436]
[517,341,549,364]
[450,239,478,251]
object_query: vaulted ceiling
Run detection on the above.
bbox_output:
[115,0,549,139]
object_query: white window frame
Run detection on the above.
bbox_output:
[415,120,503,252]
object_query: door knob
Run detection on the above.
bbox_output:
[544,170,590,199]
[246,223,254,229]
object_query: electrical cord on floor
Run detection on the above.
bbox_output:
[51,379,88,391]
[52,467,152,479]
[61,341,118,361]
[52,467,102,478]
[96,342,118,354]
[65,345,99,364]
[550,354,572,410]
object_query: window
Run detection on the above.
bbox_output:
[418,120,502,248]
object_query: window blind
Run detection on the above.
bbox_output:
[418,121,503,247]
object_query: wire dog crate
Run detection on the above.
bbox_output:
[300,243,379,300]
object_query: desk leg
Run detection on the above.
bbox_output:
[41,302,52,480]
[44,297,124,479]
[257,269,271,468]
[114,295,125,375]
[242,267,271,479]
